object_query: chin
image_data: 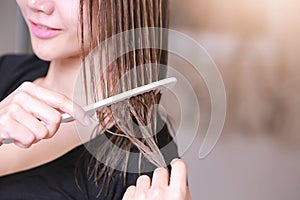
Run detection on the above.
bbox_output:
[32,46,81,62]
[31,37,82,62]
[31,43,56,61]
[34,52,53,61]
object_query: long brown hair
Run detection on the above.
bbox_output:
[79,0,171,191]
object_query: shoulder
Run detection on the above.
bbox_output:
[0,54,49,100]
[0,54,49,76]
[0,54,46,66]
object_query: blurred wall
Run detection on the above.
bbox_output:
[170,0,300,140]
[0,1,30,55]
[169,0,300,199]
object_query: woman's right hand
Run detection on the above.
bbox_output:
[0,82,91,148]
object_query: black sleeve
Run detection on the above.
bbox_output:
[0,54,49,101]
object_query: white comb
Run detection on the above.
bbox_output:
[1,77,177,145]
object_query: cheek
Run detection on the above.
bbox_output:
[16,0,27,16]
[66,20,83,52]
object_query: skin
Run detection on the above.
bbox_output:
[0,0,191,199]
[0,0,91,175]
[123,159,192,200]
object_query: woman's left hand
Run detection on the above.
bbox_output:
[123,159,191,200]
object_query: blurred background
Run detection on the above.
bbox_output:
[1,0,300,199]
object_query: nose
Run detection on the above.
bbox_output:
[27,0,54,15]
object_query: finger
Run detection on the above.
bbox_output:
[18,82,91,126]
[13,92,62,136]
[170,159,188,191]
[152,167,169,187]
[0,117,35,148]
[13,105,50,141]
[136,175,151,197]
[122,185,136,200]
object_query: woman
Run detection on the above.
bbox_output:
[0,0,191,199]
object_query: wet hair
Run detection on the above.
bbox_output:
[79,0,170,193]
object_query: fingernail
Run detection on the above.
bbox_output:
[82,115,92,126]
[171,158,180,166]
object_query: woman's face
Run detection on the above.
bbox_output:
[16,0,84,61]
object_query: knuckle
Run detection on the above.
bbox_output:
[151,187,164,197]
[47,118,61,137]
[23,134,35,147]
[7,104,20,116]
[57,95,70,109]
[49,111,62,124]
[37,126,50,139]
[47,125,59,138]
[0,114,9,124]
[12,92,28,104]
[19,81,33,91]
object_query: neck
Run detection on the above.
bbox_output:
[38,57,82,98]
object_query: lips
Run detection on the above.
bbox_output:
[29,20,62,39]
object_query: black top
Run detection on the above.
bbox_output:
[0,55,178,200]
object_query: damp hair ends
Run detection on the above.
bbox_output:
[78,0,173,195]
